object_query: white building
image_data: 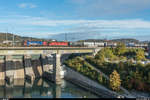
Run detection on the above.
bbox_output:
[3,40,13,44]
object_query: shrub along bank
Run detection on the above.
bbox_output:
[64,56,121,92]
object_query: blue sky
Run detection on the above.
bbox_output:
[0,0,150,41]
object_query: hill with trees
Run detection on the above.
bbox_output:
[78,38,141,43]
[0,32,51,42]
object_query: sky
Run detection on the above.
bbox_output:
[0,0,150,41]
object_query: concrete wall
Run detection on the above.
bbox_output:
[0,57,5,80]
[41,55,53,73]
[64,66,120,98]
[24,55,35,80]
[31,57,43,78]
[13,58,25,79]
[5,55,15,82]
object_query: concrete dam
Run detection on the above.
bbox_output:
[0,55,54,84]
[0,47,100,85]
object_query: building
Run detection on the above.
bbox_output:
[148,42,150,57]
[3,40,13,44]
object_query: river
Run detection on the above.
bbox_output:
[0,78,100,98]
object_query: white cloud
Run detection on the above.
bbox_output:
[0,15,150,40]
[18,3,37,9]
[69,0,150,17]
[1,15,150,29]
[20,18,150,29]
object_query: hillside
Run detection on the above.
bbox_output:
[111,38,139,43]
[78,38,140,43]
[0,33,50,42]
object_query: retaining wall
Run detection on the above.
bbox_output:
[64,66,121,98]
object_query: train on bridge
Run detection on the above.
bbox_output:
[23,40,148,51]
[23,40,147,48]
[23,40,107,47]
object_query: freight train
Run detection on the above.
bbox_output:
[24,40,69,47]
[23,40,148,49]
[23,40,107,47]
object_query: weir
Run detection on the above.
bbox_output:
[5,55,14,84]
[31,55,43,78]
[41,54,53,73]
[0,56,5,80]
[0,47,96,85]
[24,55,35,81]
[13,55,24,79]
[0,54,63,85]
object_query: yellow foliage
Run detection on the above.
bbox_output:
[109,70,121,91]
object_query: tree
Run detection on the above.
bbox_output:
[109,70,121,91]
[115,43,126,56]
[98,73,103,83]
[135,49,146,61]
[95,48,116,62]
[95,49,105,62]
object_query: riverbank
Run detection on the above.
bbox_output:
[64,66,124,98]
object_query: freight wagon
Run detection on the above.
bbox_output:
[24,41,69,47]
[48,42,68,46]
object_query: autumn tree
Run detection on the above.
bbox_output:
[109,70,121,91]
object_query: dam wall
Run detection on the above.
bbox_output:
[13,56,25,79]
[0,56,5,80]
[31,55,43,78]
[0,54,53,82]
[24,55,35,81]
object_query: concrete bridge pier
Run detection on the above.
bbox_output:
[53,85,61,98]
[24,55,35,82]
[53,53,62,85]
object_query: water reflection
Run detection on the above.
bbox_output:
[0,78,99,98]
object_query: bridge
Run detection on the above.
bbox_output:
[0,47,102,85]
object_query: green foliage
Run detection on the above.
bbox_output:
[114,43,126,56]
[135,49,146,61]
[98,73,103,83]
[95,48,117,61]
[85,47,149,92]
[65,44,149,93]
[65,56,109,88]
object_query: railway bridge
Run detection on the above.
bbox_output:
[0,47,102,85]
